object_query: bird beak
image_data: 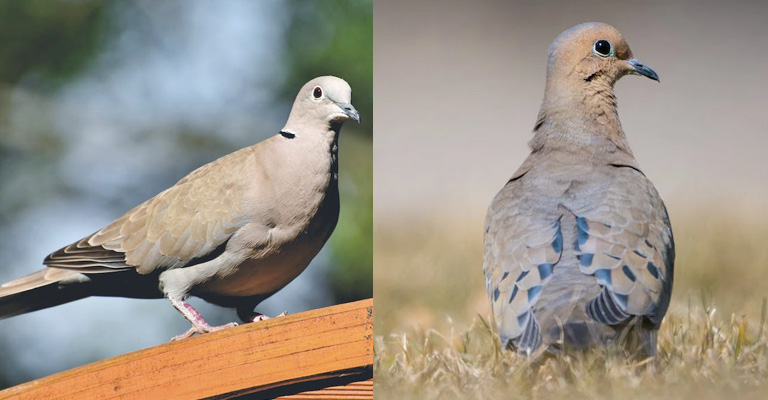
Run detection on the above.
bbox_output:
[627,59,660,82]
[336,102,360,123]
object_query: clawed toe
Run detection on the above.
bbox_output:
[250,311,288,322]
[172,327,198,341]
[169,297,287,341]
[171,321,238,341]
[169,298,239,341]
[252,314,269,322]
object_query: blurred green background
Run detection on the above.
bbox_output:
[0,0,371,388]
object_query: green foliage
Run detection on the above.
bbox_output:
[281,0,373,135]
[0,0,108,89]
[331,133,373,303]
[0,0,108,221]
[281,0,373,302]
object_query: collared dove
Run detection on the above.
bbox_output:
[483,23,673,357]
[0,76,360,340]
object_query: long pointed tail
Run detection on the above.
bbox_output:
[0,268,93,319]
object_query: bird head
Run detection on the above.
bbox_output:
[284,76,360,136]
[546,22,658,92]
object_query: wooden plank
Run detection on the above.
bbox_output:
[0,299,373,400]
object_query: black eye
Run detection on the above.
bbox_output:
[313,86,323,99]
[593,40,612,57]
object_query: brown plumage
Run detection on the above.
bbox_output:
[483,23,673,357]
[0,76,360,340]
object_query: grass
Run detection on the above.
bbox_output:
[373,205,768,399]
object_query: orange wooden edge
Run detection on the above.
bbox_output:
[0,298,373,400]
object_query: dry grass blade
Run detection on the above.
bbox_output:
[375,307,768,400]
[374,210,768,399]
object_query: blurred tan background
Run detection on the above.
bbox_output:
[374,0,768,336]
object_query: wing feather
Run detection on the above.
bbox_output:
[485,178,563,352]
[576,169,673,325]
[45,146,257,274]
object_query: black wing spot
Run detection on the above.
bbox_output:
[608,163,646,176]
[506,171,528,184]
[622,265,637,282]
[516,270,530,282]
[647,262,660,279]
[509,285,519,304]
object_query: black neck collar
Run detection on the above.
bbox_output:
[279,130,295,139]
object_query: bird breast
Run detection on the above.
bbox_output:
[199,136,340,297]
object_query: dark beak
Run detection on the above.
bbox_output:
[627,59,660,82]
[337,102,360,123]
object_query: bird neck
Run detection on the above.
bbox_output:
[280,117,339,142]
[328,124,340,183]
[530,78,633,156]
[310,125,340,184]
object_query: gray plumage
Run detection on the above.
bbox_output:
[483,23,673,357]
[0,76,360,340]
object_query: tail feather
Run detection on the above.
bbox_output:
[536,280,620,351]
[0,269,93,319]
[1,267,166,319]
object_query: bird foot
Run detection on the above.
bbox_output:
[250,311,287,322]
[169,298,239,341]
[171,321,238,341]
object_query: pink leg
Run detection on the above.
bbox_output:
[170,298,238,341]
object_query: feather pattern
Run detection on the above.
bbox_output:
[483,23,674,357]
[44,147,253,274]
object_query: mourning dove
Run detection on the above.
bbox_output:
[483,23,673,357]
[0,76,360,340]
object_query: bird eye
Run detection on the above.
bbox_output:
[312,86,323,99]
[593,40,613,57]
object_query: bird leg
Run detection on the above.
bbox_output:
[170,298,238,341]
